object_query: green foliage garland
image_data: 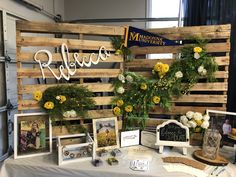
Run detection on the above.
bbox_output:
[112,39,218,130]
[39,85,95,119]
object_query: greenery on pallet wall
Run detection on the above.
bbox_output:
[33,85,95,133]
[112,39,218,130]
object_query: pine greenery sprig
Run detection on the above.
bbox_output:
[110,36,133,61]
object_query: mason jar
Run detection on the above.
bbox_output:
[202,129,222,160]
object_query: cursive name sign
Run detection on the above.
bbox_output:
[34,43,111,80]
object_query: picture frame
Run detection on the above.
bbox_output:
[57,133,95,165]
[93,117,119,150]
[14,112,52,159]
[206,109,236,141]
[120,129,140,147]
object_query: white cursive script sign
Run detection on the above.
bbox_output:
[34,43,111,80]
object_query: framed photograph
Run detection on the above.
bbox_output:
[93,117,119,150]
[206,109,236,142]
[121,130,140,147]
[57,133,95,165]
[14,112,52,159]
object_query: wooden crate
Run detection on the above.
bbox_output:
[16,21,125,136]
[125,24,231,121]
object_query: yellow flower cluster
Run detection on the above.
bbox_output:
[125,105,133,113]
[153,62,169,78]
[152,96,161,104]
[193,46,202,53]
[44,101,54,109]
[140,83,148,90]
[33,91,42,101]
[113,99,124,116]
[113,106,121,116]
[116,99,124,106]
[56,95,67,104]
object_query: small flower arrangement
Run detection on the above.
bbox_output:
[179,111,210,133]
[33,85,95,119]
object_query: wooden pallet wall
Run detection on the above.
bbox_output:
[126,24,231,120]
[16,21,125,136]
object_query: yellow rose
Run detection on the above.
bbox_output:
[193,46,202,53]
[152,96,161,104]
[195,127,202,133]
[140,83,148,90]
[161,64,169,73]
[33,91,42,101]
[113,106,121,116]
[154,62,163,72]
[125,105,133,113]
[44,101,54,109]
[195,119,202,126]
[116,100,124,107]
[59,95,66,104]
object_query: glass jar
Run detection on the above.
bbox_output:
[202,129,221,160]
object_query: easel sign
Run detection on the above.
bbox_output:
[155,120,191,155]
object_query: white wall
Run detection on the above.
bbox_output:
[0,0,64,21]
[64,0,147,28]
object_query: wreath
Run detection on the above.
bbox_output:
[33,85,95,120]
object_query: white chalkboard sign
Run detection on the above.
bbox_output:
[155,120,190,155]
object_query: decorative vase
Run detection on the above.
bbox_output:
[202,129,221,160]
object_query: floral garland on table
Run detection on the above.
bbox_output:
[33,85,95,124]
[112,39,218,130]
[179,111,210,133]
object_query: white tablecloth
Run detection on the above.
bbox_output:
[0,146,235,177]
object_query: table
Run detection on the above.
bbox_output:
[228,134,236,163]
[1,146,236,177]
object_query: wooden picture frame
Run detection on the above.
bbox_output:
[14,112,52,159]
[57,133,95,165]
[120,130,140,147]
[93,117,119,150]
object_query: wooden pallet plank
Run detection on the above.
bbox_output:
[17,36,115,51]
[172,95,227,103]
[16,29,23,113]
[17,68,121,78]
[135,71,228,79]
[150,106,226,115]
[190,82,228,91]
[19,83,114,94]
[16,21,125,36]
[18,52,123,63]
[126,56,229,69]
[51,109,114,120]
[131,43,230,55]
[147,24,231,34]
[18,96,114,110]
